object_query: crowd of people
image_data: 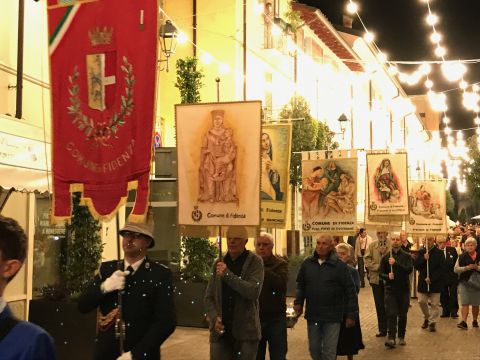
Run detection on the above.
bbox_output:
[3,212,480,359]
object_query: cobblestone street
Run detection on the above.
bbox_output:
[163,283,480,360]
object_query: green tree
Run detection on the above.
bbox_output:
[465,135,480,201]
[180,237,217,282]
[279,96,337,186]
[60,192,103,299]
[175,57,204,104]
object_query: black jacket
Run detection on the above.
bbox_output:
[379,248,413,292]
[294,251,358,322]
[414,246,446,293]
[457,252,480,283]
[78,258,176,360]
[441,246,459,285]
[259,255,288,322]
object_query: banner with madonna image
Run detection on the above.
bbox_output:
[261,124,292,228]
[176,101,261,226]
[406,180,447,234]
[367,153,409,216]
[302,158,357,234]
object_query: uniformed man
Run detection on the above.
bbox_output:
[78,218,176,360]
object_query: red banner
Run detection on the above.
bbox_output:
[47,0,157,222]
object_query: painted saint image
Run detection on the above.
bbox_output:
[302,161,356,219]
[198,109,238,203]
[409,184,442,220]
[261,132,283,201]
[373,158,401,203]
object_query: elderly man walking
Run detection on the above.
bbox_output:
[255,232,288,360]
[294,234,358,360]
[380,232,413,348]
[414,234,446,332]
[364,234,390,337]
[205,226,264,360]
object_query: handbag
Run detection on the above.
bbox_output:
[467,271,480,291]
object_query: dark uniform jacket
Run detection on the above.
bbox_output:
[259,255,288,322]
[78,258,176,360]
[379,248,413,292]
[414,246,446,293]
[441,246,459,285]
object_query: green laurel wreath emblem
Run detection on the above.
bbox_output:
[67,56,135,146]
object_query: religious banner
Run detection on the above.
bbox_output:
[367,153,409,216]
[301,158,357,234]
[261,124,292,228]
[406,180,447,234]
[48,0,157,222]
[176,101,261,226]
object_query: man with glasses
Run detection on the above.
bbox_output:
[78,218,176,360]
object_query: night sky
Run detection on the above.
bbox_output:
[299,0,480,134]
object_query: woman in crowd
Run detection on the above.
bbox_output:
[335,243,364,359]
[454,237,480,330]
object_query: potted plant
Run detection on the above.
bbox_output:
[29,192,104,360]
[174,236,217,328]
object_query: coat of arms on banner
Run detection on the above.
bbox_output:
[367,153,409,216]
[48,0,157,221]
[176,102,261,226]
[261,124,292,228]
[301,158,357,234]
[406,180,447,234]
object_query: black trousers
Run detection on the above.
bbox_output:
[357,257,365,287]
[440,282,459,316]
[384,288,410,340]
[371,283,387,334]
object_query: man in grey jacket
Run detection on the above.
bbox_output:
[364,233,390,337]
[205,226,264,360]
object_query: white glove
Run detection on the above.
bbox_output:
[101,270,130,293]
[117,351,132,360]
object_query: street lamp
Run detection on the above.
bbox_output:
[159,20,178,72]
[337,113,349,139]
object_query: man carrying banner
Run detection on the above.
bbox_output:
[78,219,176,360]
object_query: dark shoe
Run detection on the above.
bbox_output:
[375,332,387,337]
[398,338,406,346]
[421,320,429,329]
[473,320,479,328]
[440,313,450,318]
[457,321,468,330]
[385,339,396,348]
[451,313,459,319]
[428,323,436,332]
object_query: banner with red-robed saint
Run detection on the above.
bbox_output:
[47,0,157,222]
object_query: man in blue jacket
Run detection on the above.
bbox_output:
[0,215,56,360]
[294,234,358,360]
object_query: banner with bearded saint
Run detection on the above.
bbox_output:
[47,0,157,222]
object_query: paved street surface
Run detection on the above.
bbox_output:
[163,284,480,359]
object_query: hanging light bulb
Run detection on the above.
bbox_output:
[364,31,375,43]
[388,66,399,76]
[346,1,359,14]
[177,32,188,45]
[419,63,431,75]
[378,52,387,63]
[460,80,468,90]
[424,79,433,89]
[475,116,480,125]
[200,52,213,64]
[444,127,452,135]
[442,116,450,124]
[219,63,230,75]
[430,32,442,43]
[426,13,438,25]
[476,128,480,135]
[435,46,446,57]
[441,62,467,82]
[473,84,480,92]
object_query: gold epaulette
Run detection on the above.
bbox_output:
[98,308,119,332]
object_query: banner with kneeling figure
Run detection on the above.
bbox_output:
[302,158,357,234]
[176,101,261,226]
[406,180,447,234]
[367,153,409,216]
[261,124,292,228]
